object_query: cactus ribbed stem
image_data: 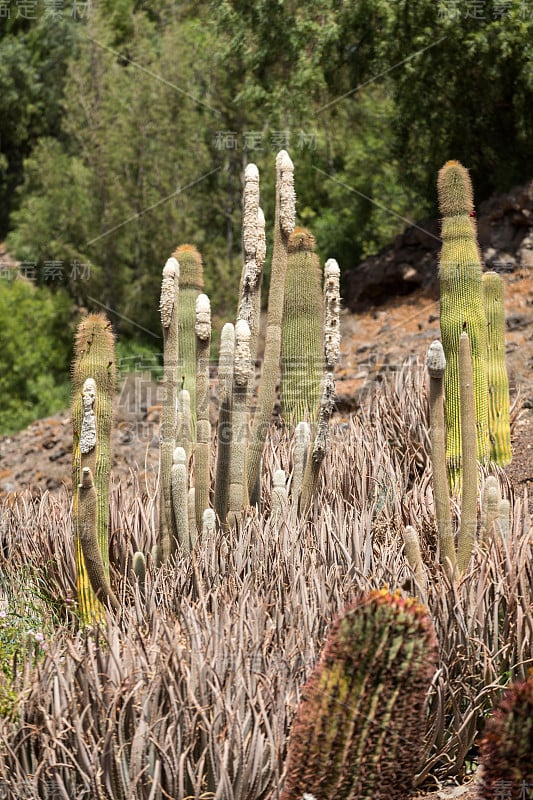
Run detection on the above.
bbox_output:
[437,161,489,488]
[483,271,512,465]
[227,319,251,527]
[280,590,438,800]
[271,469,288,518]
[214,323,235,526]
[159,257,180,560]
[172,244,204,430]
[194,294,211,534]
[292,421,310,505]
[78,467,119,614]
[456,332,478,572]
[402,525,426,595]
[171,447,190,555]
[426,340,455,572]
[247,150,295,500]
[72,313,116,623]
[176,389,192,466]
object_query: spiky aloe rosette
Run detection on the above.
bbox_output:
[479,673,533,800]
[280,589,438,800]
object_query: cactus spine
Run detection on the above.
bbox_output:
[280,589,438,800]
[72,313,116,622]
[281,228,323,425]
[482,271,512,466]
[479,673,533,799]
[247,150,295,501]
[437,160,489,487]
[158,257,180,559]
[426,340,456,572]
[172,244,204,428]
[194,293,211,534]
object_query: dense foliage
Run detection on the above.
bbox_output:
[1,0,532,432]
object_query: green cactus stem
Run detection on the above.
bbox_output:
[426,340,456,572]
[227,319,251,527]
[482,271,512,466]
[437,160,489,488]
[280,589,438,800]
[299,259,341,515]
[172,243,204,429]
[456,332,479,573]
[158,256,180,560]
[247,150,295,501]
[214,323,235,526]
[77,467,119,614]
[479,673,533,800]
[281,227,323,426]
[72,313,116,623]
[171,446,190,555]
[194,293,211,534]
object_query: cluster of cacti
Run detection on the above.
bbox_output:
[71,313,116,622]
[478,672,533,799]
[149,149,341,553]
[280,589,438,800]
[436,160,511,488]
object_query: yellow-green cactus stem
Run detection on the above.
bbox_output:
[437,160,489,487]
[247,150,295,501]
[482,271,512,466]
[194,293,211,534]
[456,332,478,573]
[159,256,180,560]
[172,243,204,430]
[281,227,323,426]
[72,313,116,624]
[78,467,119,614]
[280,589,438,800]
[426,340,455,572]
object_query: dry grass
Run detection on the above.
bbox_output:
[0,364,531,799]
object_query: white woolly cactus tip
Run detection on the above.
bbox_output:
[244,163,259,182]
[195,293,211,340]
[173,446,187,465]
[80,378,97,454]
[159,257,178,327]
[256,207,267,267]
[302,795,317,800]
[234,318,251,386]
[276,150,296,236]
[426,339,446,378]
[325,258,340,279]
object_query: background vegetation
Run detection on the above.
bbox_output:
[1,0,532,433]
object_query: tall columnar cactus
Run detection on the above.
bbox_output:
[280,589,438,800]
[238,164,265,381]
[280,227,323,426]
[194,293,211,534]
[158,256,180,559]
[172,243,204,428]
[227,319,251,527]
[437,160,489,487]
[299,258,341,515]
[426,340,455,572]
[479,673,533,800]
[72,313,116,622]
[482,270,512,466]
[456,331,478,573]
[247,150,295,501]
[214,322,235,525]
